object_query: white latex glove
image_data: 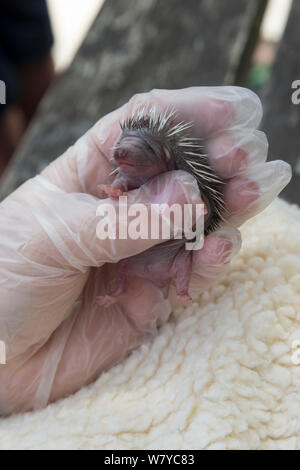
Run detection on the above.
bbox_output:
[0,87,291,416]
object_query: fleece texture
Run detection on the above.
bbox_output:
[0,198,300,450]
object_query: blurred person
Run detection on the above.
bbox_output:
[0,0,55,176]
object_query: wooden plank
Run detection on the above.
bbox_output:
[261,0,300,205]
[0,0,261,199]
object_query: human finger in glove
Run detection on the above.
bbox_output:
[0,87,291,416]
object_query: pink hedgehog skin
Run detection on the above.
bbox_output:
[98,109,223,306]
[97,240,194,307]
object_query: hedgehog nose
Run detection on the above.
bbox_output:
[115,148,129,161]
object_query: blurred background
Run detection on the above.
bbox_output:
[0,0,298,203]
[47,0,289,75]
[47,0,105,71]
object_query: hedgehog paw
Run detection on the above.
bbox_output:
[99,184,125,199]
[177,293,193,305]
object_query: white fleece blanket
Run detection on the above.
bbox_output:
[0,198,300,450]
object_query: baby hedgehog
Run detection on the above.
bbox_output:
[98,107,226,305]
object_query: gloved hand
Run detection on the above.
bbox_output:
[0,87,291,416]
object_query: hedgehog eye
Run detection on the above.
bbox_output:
[144,144,156,157]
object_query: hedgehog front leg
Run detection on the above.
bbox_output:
[99,172,131,198]
[100,173,147,199]
[99,184,125,199]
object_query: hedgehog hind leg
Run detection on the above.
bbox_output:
[171,247,193,304]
